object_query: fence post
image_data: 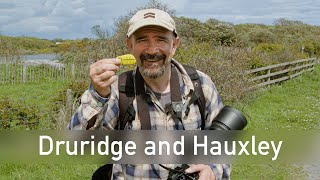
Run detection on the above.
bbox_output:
[71,64,75,79]
[6,63,9,83]
[309,58,314,71]
[23,64,27,83]
[267,69,271,84]
[12,63,16,85]
[66,89,73,122]
[0,64,2,84]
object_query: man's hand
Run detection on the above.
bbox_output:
[185,164,216,180]
[89,58,121,97]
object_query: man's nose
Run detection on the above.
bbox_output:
[145,41,160,54]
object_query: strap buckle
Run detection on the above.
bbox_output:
[171,101,183,115]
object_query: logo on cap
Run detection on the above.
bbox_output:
[144,12,155,19]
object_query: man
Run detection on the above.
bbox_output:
[68,8,230,179]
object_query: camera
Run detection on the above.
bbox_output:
[167,164,199,180]
[167,106,247,179]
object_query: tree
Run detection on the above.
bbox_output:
[110,0,176,56]
[91,25,110,40]
[82,0,176,61]
[274,18,304,26]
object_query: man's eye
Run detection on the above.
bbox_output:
[137,39,147,42]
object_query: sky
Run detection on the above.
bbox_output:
[0,0,319,40]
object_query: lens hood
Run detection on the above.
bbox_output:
[210,106,247,130]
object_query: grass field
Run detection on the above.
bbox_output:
[0,80,67,107]
[231,64,320,179]
[0,80,69,129]
[235,64,320,131]
[0,65,319,179]
[0,164,100,180]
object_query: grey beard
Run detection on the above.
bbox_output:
[141,64,165,79]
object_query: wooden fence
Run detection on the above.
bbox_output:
[0,63,89,84]
[60,58,318,121]
[1,58,318,87]
[245,58,317,88]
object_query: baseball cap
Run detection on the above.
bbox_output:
[127,8,177,37]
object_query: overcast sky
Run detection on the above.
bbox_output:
[1,0,319,40]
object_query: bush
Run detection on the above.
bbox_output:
[249,28,276,45]
[49,80,89,129]
[51,80,88,111]
[251,43,297,66]
[298,40,319,57]
[0,98,39,130]
[176,44,253,102]
[253,43,284,54]
[175,42,216,64]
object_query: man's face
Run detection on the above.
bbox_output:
[126,26,179,79]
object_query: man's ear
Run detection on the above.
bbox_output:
[171,36,180,55]
[126,37,133,53]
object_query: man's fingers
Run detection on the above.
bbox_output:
[91,74,117,98]
[90,58,121,71]
[185,164,215,180]
[97,58,121,65]
[95,70,116,82]
[90,63,119,77]
[95,75,118,88]
[185,164,206,173]
[88,58,121,98]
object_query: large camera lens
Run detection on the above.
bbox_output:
[210,106,247,130]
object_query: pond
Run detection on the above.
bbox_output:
[0,54,59,61]
[21,54,59,61]
[0,54,62,66]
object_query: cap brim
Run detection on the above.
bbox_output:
[127,19,175,37]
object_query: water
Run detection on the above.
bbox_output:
[0,54,58,62]
[0,54,62,67]
[22,54,58,61]
[22,54,63,67]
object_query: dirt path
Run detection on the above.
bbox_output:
[303,163,320,179]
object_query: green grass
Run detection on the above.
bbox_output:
[0,80,101,179]
[230,64,320,179]
[0,80,69,130]
[235,65,320,130]
[0,80,67,107]
[0,164,100,180]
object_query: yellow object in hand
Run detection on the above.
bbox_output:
[117,54,136,65]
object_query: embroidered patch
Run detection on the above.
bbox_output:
[144,12,155,18]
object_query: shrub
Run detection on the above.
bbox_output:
[177,45,253,103]
[175,42,216,64]
[0,98,39,130]
[251,43,298,65]
[51,80,88,111]
[301,41,315,57]
[248,28,276,45]
[253,43,284,54]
